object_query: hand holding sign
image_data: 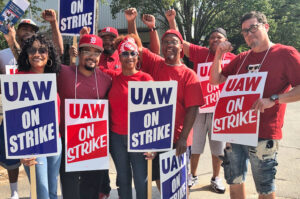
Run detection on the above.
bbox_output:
[251,98,275,113]
[79,26,91,38]
[42,9,57,23]
[21,157,38,166]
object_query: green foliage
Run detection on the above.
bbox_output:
[110,0,300,53]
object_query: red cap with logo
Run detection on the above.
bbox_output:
[79,34,103,51]
[161,29,184,58]
[98,27,119,38]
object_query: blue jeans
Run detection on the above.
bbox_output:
[24,138,62,199]
[110,132,147,199]
[222,140,278,194]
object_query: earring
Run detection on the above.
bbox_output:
[46,59,53,67]
[26,59,30,65]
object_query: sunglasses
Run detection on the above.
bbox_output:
[120,51,138,57]
[27,47,48,55]
[241,23,263,36]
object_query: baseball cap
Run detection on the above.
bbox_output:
[98,27,119,38]
[79,34,103,51]
[161,29,184,58]
[18,19,39,32]
[209,27,227,38]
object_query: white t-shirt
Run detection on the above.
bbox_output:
[0,48,16,115]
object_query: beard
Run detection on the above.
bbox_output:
[84,64,95,71]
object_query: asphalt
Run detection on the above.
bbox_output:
[0,102,300,199]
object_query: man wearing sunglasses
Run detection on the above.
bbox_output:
[0,10,63,199]
[164,9,236,193]
[58,34,112,199]
[210,11,300,199]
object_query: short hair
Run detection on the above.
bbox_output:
[113,34,142,50]
[18,34,61,74]
[240,11,267,26]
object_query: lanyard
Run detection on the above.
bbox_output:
[74,66,100,99]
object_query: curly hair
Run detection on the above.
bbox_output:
[17,34,61,74]
[113,33,142,52]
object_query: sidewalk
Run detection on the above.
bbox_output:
[1,102,300,199]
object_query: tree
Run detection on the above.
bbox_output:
[110,0,300,54]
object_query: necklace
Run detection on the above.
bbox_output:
[236,43,273,74]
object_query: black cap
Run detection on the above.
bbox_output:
[210,28,227,38]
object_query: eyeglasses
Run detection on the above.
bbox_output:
[162,40,179,46]
[27,47,48,55]
[241,23,263,36]
[81,50,102,57]
[120,51,138,58]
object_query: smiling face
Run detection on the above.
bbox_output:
[161,34,182,64]
[17,24,36,46]
[78,47,102,71]
[119,50,138,72]
[209,32,227,53]
[100,34,116,55]
[27,40,48,73]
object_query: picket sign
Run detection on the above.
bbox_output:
[65,99,109,172]
[211,72,268,146]
[159,149,187,199]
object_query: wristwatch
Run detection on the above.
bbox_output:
[270,94,279,105]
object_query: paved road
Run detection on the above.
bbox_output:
[1,102,300,199]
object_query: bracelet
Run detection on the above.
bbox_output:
[149,26,158,32]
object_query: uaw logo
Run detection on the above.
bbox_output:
[106,27,110,32]
[90,37,96,44]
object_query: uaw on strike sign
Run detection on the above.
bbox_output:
[1,74,59,159]
[59,0,96,36]
[128,81,177,152]
[160,149,187,199]
[211,72,267,146]
[65,99,109,172]
[196,60,230,113]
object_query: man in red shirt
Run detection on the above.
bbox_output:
[125,8,204,190]
[165,9,236,193]
[210,11,300,199]
[98,27,122,76]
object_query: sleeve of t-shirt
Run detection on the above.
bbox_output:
[141,48,164,75]
[285,47,300,87]
[189,44,208,63]
[184,69,205,108]
[222,54,244,77]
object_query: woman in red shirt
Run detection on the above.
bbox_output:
[108,34,153,199]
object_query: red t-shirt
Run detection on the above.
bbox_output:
[108,71,153,135]
[99,51,122,76]
[222,44,300,139]
[16,71,61,137]
[57,65,112,137]
[189,44,236,109]
[141,48,205,146]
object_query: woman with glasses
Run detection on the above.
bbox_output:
[17,34,62,199]
[108,34,153,199]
